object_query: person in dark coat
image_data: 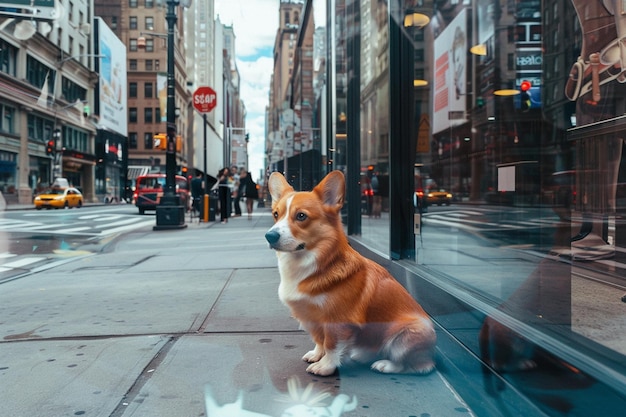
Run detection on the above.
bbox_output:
[190,171,203,217]
[217,167,231,223]
[238,169,259,219]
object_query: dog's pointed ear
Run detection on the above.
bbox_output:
[315,170,345,209]
[268,172,294,202]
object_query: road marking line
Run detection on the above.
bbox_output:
[54,227,93,233]
[100,220,154,235]
[2,257,46,268]
[94,218,139,228]
[0,222,43,229]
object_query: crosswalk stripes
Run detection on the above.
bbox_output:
[422,209,561,233]
[0,253,47,274]
[0,214,154,237]
[421,208,626,273]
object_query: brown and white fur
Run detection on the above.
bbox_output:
[265,170,436,376]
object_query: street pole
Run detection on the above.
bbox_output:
[154,0,186,230]
[203,113,209,222]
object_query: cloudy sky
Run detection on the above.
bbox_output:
[214,0,278,181]
[214,0,325,182]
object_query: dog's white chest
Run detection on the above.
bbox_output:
[276,251,319,303]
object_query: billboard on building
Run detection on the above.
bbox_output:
[157,73,167,121]
[95,17,127,136]
[433,9,467,135]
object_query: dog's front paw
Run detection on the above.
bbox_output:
[302,346,324,363]
[306,358,337,376]
[371,360,404,374]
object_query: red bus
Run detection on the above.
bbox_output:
[134,174,190,215]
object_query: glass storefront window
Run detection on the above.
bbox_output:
[329,0,626,412]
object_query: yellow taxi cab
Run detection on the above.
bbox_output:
[426,188,452,206]
[34,187,84,210]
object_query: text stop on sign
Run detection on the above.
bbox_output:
[193,86,217,113]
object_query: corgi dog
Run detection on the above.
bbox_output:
[265,170,436,376]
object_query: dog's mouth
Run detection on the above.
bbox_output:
[270,242,306,252]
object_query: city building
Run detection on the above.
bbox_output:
[185,0,223,180]
[0,0,99,204]
[95,0,191,187]
[267,0,304,178]
[221,23,247,171]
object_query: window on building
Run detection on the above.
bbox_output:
[26,56,55,96]
[0,39,17,76]
[111,16,118,30]
[129,132,138,149]
[129,16,138,30]
[68,35,74,57]
[155,107,161,122]
[0,104,15,134]
[129,59,137,70]
[144,82,153,98]
[155,60,160,71]
[27,114,54,143]
[129,82,138,98]
[61,76,87,103]
[129,39,138,52]
[144,132,153,149]
[144,108,153,123]
[145,60,153,71]
[145,0,154,8]
[145,38,154,52]
[129,108,138,123]
[129,0,138,8]
[145,16,154,30]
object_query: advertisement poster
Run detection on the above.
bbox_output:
[96,17,127,136]
[157,73,168,122]
[433,9,467,134]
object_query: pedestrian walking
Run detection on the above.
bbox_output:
[230,165,242,217]
[217,167,230,223]
[238,169,259,219]
[190,171,204,220]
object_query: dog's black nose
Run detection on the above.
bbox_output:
[265,230,280,245]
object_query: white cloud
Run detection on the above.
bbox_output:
[215,0,279,180]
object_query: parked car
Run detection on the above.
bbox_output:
[426,188,452,206]
[34,187,83,209]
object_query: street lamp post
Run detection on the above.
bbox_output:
[154,0,186,230]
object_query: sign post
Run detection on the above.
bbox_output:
[193,86,217,222]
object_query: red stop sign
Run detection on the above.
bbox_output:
[193,86,217,113]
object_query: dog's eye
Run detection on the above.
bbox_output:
[296,212,307,221]
[273,211,279,219]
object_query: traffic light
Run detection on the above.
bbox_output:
[520,80,531,112]
[153,133,167,150]
[46,139,55,155]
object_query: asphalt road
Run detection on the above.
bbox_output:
[0,205,158,282]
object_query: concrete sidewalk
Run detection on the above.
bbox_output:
[0,208,474,417]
